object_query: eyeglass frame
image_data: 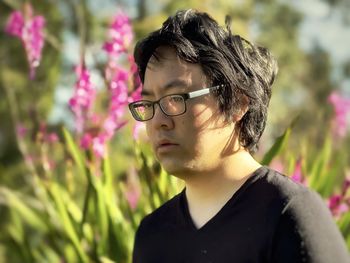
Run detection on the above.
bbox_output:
[128,84,224,121]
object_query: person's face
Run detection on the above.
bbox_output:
[142,46,238,179]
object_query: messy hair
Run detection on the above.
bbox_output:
[134,9,278,153]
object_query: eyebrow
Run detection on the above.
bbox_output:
[141,79,189,96]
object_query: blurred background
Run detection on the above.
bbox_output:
[0,0,350,262]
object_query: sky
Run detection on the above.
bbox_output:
[294,0,350,65]
[292,0,350,93]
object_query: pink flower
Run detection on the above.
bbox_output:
[132,122,145,140]
[291,158,307,185]
[100,11,141,143]
[92,135,107,158]
[74,10,140,159]
[47,133,59,143]
[100,66,131,139]
[109,67,129,99]
[69,65,96,133]
[125,186,141,211]
[103,11,133,57]
[328,91,350,138]
[103,116,119,138]
[80,133,93,149]
[37,123,59,144]
[328,195,349,218]
[343,177,350,194]
[5,11,24,37]
[5,4,45,79]
[102,115,128,140]
[327,175,350,218]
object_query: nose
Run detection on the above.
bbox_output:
[150,103,174,130]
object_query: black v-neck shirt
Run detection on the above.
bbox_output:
[132,166,350,263]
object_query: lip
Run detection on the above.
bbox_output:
[156,139,179,152]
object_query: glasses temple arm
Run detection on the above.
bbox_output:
[187,85,223,99]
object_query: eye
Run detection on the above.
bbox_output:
[169,95,184,103]
[134,101,152,108]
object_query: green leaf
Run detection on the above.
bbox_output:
[103,149,113,190]
[0,187,48,232]
[94,179,109,255]
[100,256,116,263]
[62,127,86,178]
[261,116,298,165]
[108,220,131,263]
[308,136,332,191]
[49,183,88,263]
[338,211,350,234]
[103,149,115,210]
[7,209,24,244]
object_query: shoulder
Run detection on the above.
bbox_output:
[260,166,309,197]
[261,168,350,262]
[247,166,315,211]
[260,167,336,228]
[251,166,325,209]
[260,167,330,215]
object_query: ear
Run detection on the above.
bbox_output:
[232,95,249,122]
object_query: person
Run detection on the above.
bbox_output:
[128,9,350,263]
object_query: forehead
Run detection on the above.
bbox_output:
[143,47,207,94]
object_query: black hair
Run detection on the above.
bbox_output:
[134,9,278,153]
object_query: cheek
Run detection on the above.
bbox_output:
[188,105,217,131]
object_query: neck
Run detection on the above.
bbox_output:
[184,149,261,215]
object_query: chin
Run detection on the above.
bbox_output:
[160,161,196,180]
[161,163,184,175]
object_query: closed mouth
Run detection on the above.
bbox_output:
[156,140,179,150]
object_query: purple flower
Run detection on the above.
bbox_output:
[328,91,350,138]
[5,4,45,79]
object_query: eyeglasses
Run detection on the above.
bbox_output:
[128,85,223,121]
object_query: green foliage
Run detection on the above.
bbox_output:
[261,116,298,165]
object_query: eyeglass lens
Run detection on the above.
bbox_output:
[131,95,186,120]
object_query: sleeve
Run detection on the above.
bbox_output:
[271,188,350,263]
